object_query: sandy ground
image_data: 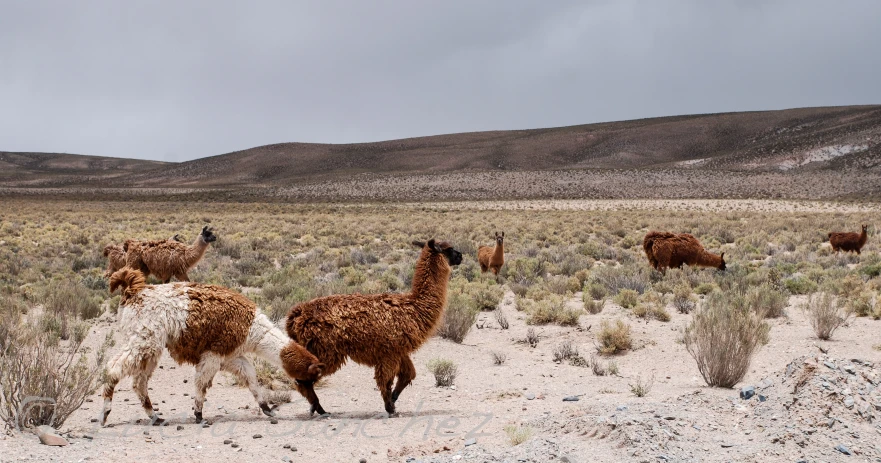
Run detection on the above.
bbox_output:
[2,290,880,463]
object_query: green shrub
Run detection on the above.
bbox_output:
[747,284,788,318]
[524,295,581,326]
[437,292,479,343]
[784,276,818,295]
[426,358,457,387]
[672,283,697,314]
[597,319,631,354]
[585,281,607,300]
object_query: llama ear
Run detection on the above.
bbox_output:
[426,238,437,252]
[501,231,505,238]
[720,252,725,260]
[411,240,426,249]
[202,226,208,233]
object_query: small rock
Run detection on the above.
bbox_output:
[824,361,837,370]
[270,419,278,424]
[524,392,535,400]
[560,456,575,463]
[562,396,580,402]
[291,446,297,452]
[83,434,93,440]
[35,426,68,446]
[616,405,628,411]
[464,437,476,446]
[740,386,755,400]
[224,439,232,445]
[176,425,184,431]
[721,443,734,448]
[282,457,291,463]
[844,365,857,374]
[360,459,367,463]
[183,379,188,383]
[835,444,852,455]
[283,444,290,449]
[253,434,263,439]
[90,418,98,423]
[663,416,676,420]
[758,395,767,402]
[231,443,240,448]
[845,397,855,409]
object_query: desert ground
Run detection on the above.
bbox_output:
[1,199,880,463]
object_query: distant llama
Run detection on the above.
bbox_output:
[125,226,216,283]
[478,231,505,275]
[103,235,182,277]
[101,268,324,425]
[643,231,726,274]
[828,224,868,254]
[286,239,463,415]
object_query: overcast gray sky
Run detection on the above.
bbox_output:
[1,1,879,162]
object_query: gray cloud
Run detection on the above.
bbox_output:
[1,0,879,162]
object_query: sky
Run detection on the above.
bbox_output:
[1,1,880,162]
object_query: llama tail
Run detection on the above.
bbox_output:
[308,363,325,376]
[248,312,288,369]
[643,232,662,263]
[109,268,147,300]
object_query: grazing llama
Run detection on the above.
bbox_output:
[478,231,505,275]
[125,226,217,283]
[101,268,324,425]
[829,224,868,254]
[285,239,463,415]
[643,231,726,274]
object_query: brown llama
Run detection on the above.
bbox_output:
[478,231,505,275]
[103,235,182,277]
[285,239,463,415]
[829,224,868,254]
[101,268,324,425]
[125,226,217,283]
[643,231,726,274]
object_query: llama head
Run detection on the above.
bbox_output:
[494,231,504,246]
[862,224,868,234]
[412,239,463,266]
[718,252,727,271]
[200,226,218,243]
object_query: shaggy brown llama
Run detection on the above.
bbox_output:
[829,224,868,254]
[103,235,182,277]
[125,226,217,283]
[478,231,505,275]
[101,268,323,425]
[285,239,463,415]
[643,231,726,274]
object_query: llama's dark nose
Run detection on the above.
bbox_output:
[451,253,463,266]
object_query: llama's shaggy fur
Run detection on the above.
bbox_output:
[101,268,323,426]
[643,231,726,273]
[478,231,505,275]
[829,224,868,254]
[125,226,217,283]
[103,235,182,277]
[285,239,463,415]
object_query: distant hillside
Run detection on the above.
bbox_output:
[2,105,880,200]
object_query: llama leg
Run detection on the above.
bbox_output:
[100,345,162,426]
[193,354,223,423]
[294,380,327,416]
[131,357,163,425]
[374,360,399,414]
[222,356,274,417]
[177,273,190,282]
[391,356,416,403]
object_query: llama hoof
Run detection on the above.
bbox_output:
[100,410,111,427]
[259,402,278,417]
[149,416,166,426]
[193,411,203,423]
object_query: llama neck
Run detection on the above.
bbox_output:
[697,251,723,269]
[185,237,209,268]
[493,243,504,261]
[859,230,868,246]
[410,250,452,314]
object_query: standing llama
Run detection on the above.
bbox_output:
[125,226,217,283]
[285,239,463,415]
[643,231,726,274]
[478,231,505,275]
[101,268,324,425]
[828,224,868,254]
[103,235,182,277]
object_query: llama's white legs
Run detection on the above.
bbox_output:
[100,345,162,426]
[221,356,275,417]
[193,353,222,422]
[132,356,162,424]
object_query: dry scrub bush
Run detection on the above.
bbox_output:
[636,291,671,321]
[630,374,655,397]
[437,291,478,343]
[522,295,581,326]
[494,308,509,329]
[524,327,540,348]
[591,265,651,295]
[747,284,788,318]
[803,293,851,340]
[0,317,113,430]
[597,319,632,354]
[504,424,533,446]
[672,283,697,314]
[683,291,769,388]
[585,281,608,300]
[426,358,457,387]
[491,351,507,365]
[583,295,604,314]
[615,289,638,309]
[847,291,878,318]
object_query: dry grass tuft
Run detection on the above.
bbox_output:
[597,319,632,354]
[803,293,851,340]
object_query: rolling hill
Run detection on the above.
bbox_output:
[2,105,880,200]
